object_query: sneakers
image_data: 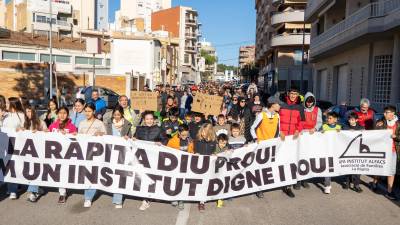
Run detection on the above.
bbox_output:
[83,200,92,208]
[353,186,363,193]
[369,182,378,192]
[115,204,123,209]
[27,193,39,203]
[302,182,310,189]
[256,192,264,199]
[293,183,301,190]
[177,201,185,211]
[216,199,224,208]
[283,187,295,198]
[58,195,66,204]
[9,192,17,200]
[324,186,331,194]
[343,181,350,190]
[139,200,150,211]
[171,201,179,207]
[385,192,398,201]
[198,203,205,211]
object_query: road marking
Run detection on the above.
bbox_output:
[175,203,191,225]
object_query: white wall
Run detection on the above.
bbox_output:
[110,39,156,87]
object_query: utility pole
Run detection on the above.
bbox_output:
[49,0,53,100]
[300,21,306,94]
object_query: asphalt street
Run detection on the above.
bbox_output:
[0,176,399,225]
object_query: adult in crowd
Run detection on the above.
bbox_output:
[179,90,189,119]
[133,111,162,211]
[0,95,6,127]
[279,89,305,198]
[79,103,107,208]
[48,106,77,204]
[353,98,375,130]
[185,90,194,115]
[2,97,25,199]
[70,98,86,129]
[40,98,58,127]
[103,95,140,134]
[104,105,132,209]
[88,90,107,120]
[247,81,258,95]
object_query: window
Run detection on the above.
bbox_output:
[2,51,35,61]
[40,54,71,64]
[184,54,190,64]
[75,57,103,65]
[373,55,392,105]
[106,59,111,66]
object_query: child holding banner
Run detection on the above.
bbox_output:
[48,106,77,204]
[161,108,183,143]
[214,133,229,208]
[321,112,341,194]
[228,123,246,150]
[105,105,133,209]
[78,104,106,208]
[194,123,217,211]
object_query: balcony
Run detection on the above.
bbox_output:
[271,33,310,47]
[185,46,197,53]
[271,10,305,26]
[185,19,198,26]
[32,20,72,32]
[304,0,330,22]
[185,32,197,40]
[310,0,400,59]
[272,0,307,7]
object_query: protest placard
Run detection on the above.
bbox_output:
[130,91,159,111]
[192,93,223,115]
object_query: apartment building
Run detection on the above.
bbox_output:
[0,0,6,28]
[152,6,201,84]
[239,45,255,69]
[199,41,217,80]
[114,0,171,33]
[305,0,400,109]
[255,0,311,94]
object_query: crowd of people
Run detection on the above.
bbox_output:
[0,81,399,212]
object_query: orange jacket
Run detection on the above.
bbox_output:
[167,135,194,154]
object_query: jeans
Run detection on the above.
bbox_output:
[7,183,18,194]
[112,194,123,204]
[325,177,331,187]
[347,175,361,186]
[179,108,186,119]
[84,189,96,201]
[27,185,39,193]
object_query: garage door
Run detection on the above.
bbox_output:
[336,65,348,104]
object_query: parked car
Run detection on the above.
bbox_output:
[316,100,334,112]
[75,86,119,109]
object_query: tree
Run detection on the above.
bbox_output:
[217,64,237,72]
[200,50,217,65]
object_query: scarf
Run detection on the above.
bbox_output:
[113,119,124,131]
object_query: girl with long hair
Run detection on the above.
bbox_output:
[40,99,58,127]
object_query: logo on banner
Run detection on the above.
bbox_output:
[340,134,385,159]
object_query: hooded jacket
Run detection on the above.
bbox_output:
[374,116,400,152]
[48,119,77,133]
[302,92,322,131]
[279,93,305,135]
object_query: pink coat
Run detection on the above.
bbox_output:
[48,119,77,134]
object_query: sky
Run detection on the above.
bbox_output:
[109,0,256,66]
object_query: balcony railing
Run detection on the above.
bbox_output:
[305,0,329,21]
[271,33,310,47]
[311,0,400,49]
[271,10,305,26]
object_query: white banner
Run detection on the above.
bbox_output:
[0,128,396,201]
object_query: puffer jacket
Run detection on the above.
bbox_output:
[135,125,162,142]
[167,134,194,153]
[194,139,216,156]
[104,118,132,138]
[279,94,305,135]
[354,108,375,130]
[302,92,322,131]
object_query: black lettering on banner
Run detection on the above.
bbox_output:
[100,167,113,187]
[278,165,286,182]
[163,176,183,196]
[104,144,113,163]
[328,157,334,172]
[86,142,104,161]
[115,169,133,189]
[261,167,274,184]
[7,137,18,155]
[0,159,16,178]
[147,174,163,193]
[298,159,310,176]
[42,164,61,182]
[226,158,241,171]
[310,158,327,173]
[45,141,62,159]
[290,163,297,179]
[207,178,223,196]
[185,179,202,196]
[180,154,189,173]
[231,174,245,191]
[223,176,230,193]
[241,152,255,168]
[22,162,40,180]
[135,148,150,168]
[78,166,99,184]
[133,173,141,191]
[158,152,178,171]
[245,170,262,188]
[20,139,38,158]
[68,165,76,183]
[256,147,271,164]
[190,155,210,174]
[214,157,226,173]
[64,142,84,160]
[114,145,126,164]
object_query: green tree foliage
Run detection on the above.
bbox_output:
[200,50,217,65]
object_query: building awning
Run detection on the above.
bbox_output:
[285,23,311,29]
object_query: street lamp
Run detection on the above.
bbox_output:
[49,0,53,100]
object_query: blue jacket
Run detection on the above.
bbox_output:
[89,98,107,116]
[70,111,86,129]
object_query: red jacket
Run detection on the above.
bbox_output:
[354,108,375,130]
[279,96,305,135]
[303,107,319,130]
